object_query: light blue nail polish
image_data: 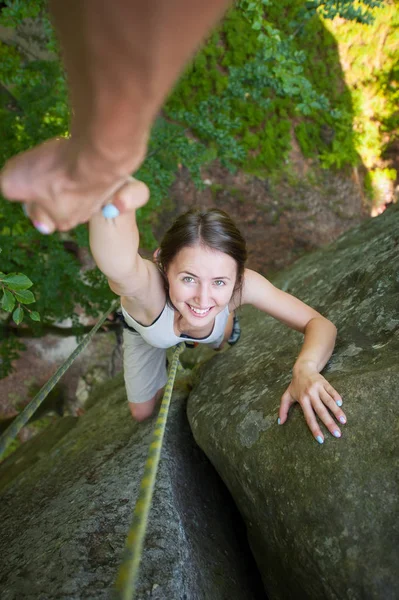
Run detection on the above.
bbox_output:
[102,203,120,219]
[316,435,324,444]
[33,221,51,235]
[22,203,29,217]
[339,416,346,424]
[277,418,281,425]
[336,399,343,407]
[333,430,341,438]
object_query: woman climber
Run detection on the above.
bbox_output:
[89,178,346,444]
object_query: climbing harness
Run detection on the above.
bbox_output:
[0,301,185,600]
[114,342,184,599]
[0,300,118,458]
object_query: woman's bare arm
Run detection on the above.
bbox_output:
[241,268,345,443]
[88,179,151,296]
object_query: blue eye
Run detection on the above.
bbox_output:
[214,280,226,287]
[183,276,195,283]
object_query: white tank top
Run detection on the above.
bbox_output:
[121,302,230,349]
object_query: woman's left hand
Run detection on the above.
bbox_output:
[278,364,346,444]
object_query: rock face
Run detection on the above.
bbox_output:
[0,374,264,599]
[188,204,399,600]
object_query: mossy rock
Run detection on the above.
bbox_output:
[188,204,399,599]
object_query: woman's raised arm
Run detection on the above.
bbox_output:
[89,179,150,296]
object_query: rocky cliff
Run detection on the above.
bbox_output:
[0,376,264,599]
[188,203,399,599]
[1,204,398,599]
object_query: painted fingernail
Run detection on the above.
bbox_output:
[22,203,29,217]
[339,416,346,424]
[33,221,51,235]
[336,399,343,407]
[102,203,120,219]
[333,430,341,438]
[277,418,281,425]
[316,435,324,444]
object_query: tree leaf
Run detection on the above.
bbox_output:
[1,289,16,312]
[14,289,35,304]
[29,311,41,322]
[12,306,24,325]
[2,273,33,291]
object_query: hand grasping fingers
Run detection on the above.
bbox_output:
[1,137,146,232]
[22,202,55,235]
[19,172,149,235]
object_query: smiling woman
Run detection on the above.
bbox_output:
[156,205,246,298]
[167,244,237,327]
[89,178,346,444]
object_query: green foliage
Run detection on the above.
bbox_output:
[135,117,214,247]
[364,167,397,206]
[309,0,383,24]
[321,2,398,171]
[0,258,40,324]
[166,0,359,174]
[0,0,397,377]
[0,332,25,379]
[166,0,396,176]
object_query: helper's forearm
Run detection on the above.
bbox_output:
[293,317,337,374]
[49,0,230,173]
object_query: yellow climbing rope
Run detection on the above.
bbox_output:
[0,302,185,600]
[114,342,185,600]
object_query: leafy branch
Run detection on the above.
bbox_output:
[0,264,41,325]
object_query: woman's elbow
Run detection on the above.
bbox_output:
[307,315,337,338]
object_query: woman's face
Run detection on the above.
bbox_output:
[167,244,237,326]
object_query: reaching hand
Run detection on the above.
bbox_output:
[0,137,146,233]
[278,365,346,444]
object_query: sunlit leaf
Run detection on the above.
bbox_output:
[14,289,35,304]
[2,273,33,291]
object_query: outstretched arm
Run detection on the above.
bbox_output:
[242,269,345,444]
[1,0,231,232]
[89,178,150,295]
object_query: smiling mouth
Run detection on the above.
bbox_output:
[187,304,213,317]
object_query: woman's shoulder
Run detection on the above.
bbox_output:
[121,259,166,325]
[229,268,271,310]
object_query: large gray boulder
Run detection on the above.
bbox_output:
[188,204,399,599]
[0,373,264,599]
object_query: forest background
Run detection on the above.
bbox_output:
[0,0,398,384]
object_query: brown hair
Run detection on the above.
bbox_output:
[156,207,247,303]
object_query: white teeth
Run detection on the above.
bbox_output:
[189,305,211,315]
